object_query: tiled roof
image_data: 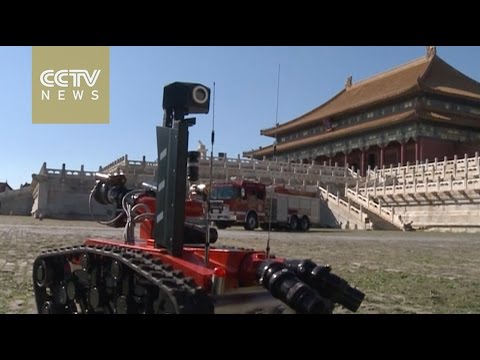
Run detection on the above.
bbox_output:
[421,56,480,101]
[261,54,480,137]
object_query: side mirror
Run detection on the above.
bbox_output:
[241,188,246,199]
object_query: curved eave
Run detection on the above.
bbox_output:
[423,87,480,104]
[420,110,480,129]
[261,88,346,137]
[243,147,273,158]
[261,86,420,138]
[419,55,480,103]
[250,110,417,158]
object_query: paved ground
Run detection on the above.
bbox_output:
[2,215,480,314]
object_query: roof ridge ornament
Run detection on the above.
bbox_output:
[345,75,353,89]
[426,46,437,59]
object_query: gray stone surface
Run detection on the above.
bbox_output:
[2,215,480,314]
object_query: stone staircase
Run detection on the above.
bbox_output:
[317,186,369,230]
[358,207,401,231]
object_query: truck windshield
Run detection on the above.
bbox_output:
[210,185,239,200]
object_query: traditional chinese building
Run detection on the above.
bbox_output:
[244,47,480,175]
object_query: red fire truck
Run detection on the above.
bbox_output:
[209,179,320,231]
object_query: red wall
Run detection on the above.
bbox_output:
[455,143,480,158]
[420,137,457,161]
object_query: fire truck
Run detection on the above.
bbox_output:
[209,179,320,231]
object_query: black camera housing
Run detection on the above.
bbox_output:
[187,151,200,182]
[162,82,211,115]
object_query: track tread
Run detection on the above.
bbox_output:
[33,244,214,314]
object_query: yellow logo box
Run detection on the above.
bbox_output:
[32,46,109,124]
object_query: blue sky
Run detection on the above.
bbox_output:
[1,46,480,189]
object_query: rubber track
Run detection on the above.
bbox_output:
[33,244,214,314]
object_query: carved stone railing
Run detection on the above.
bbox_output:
[43,164,97,179]
[318,185,367,226]
[370,153,480,182]
[357,177,480,197]
[99,155,359,185]
[345,187,404,229]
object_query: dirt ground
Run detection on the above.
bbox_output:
[2,215,480,314]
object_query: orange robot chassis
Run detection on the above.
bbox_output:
[32,81,364,314]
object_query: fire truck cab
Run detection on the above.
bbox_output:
[209,179,265,230]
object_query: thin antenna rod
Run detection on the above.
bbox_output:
[204,81,216,266]
[275,64,281,127]
[266,64,280,258]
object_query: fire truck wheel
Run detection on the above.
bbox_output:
[289,215,299,232]
[244,212,258,231]
[210,228,218,243]
[300,216,310,232]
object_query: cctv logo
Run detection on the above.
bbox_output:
[40,69,101,101]
[32,46,110,124]
[40,70,101,88]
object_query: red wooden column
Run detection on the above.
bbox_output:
[419,138,423,161]
[415,139,420,162]
[360,149,366,176]
[380,145,385,168]
[400,142,405,165]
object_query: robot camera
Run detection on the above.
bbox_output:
[163,82,211,115]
